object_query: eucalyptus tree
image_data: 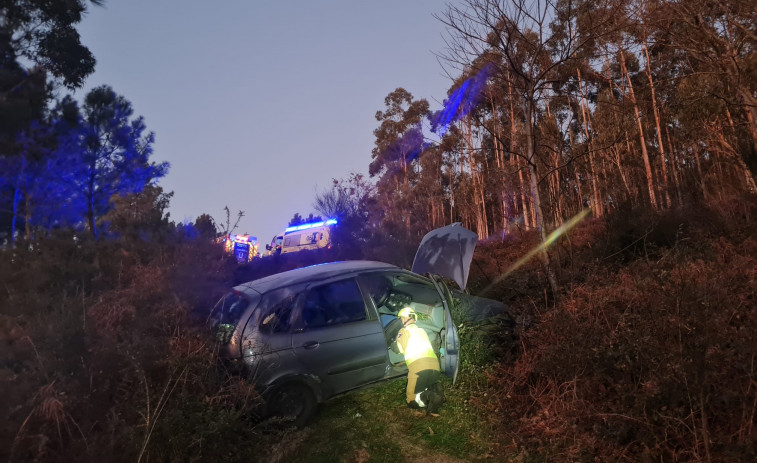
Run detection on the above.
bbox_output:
[654,0,756,192]
[370,88,430,238]
[436,0,620,295]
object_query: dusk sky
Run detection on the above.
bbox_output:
[74,1,456,246]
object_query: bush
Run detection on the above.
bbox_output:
[480,196,757,462]
[0,231,278,462]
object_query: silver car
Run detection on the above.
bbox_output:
[210,224,506,425]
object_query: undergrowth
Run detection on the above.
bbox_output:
[1,194,754,462]
[476,195,757,462]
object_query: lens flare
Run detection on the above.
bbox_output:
[479,209,592,296]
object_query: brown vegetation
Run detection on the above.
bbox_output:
[0,235,266,462]
[474,195,757,462]
[2,194,754,462]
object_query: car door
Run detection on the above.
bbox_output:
[429,275,461,385]
[290,277,388,398]
[240,287,304,388]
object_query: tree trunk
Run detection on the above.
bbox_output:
[712,123,757,192]
[577,70,603,217]
[740,90,757,155]
[694,147,706,198]
[624,131,641,206]
[10,184,20,248]
[643,42,671,208]
[87,167,98,239]
[524,94,558,296]
[543,100,564,226]
[665,126,683,206]
[508,77,531,229]
[620,50,658,209]
[464,114,487,239]
[490,92,509,232]
[612,143,633,201]
[24,194,32,241]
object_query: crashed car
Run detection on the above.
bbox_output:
[210,223,507,425]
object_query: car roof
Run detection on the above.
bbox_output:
[233,260,400,295]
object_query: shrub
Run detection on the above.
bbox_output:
[0,231,277,462]
[481,196,757,462]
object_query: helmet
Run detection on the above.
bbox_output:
[398,307,417,320]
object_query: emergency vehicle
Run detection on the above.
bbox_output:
[223,234,259,263]
[264,219,336,256]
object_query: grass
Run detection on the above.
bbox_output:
[282,376,496,463]
[280,318,507,463]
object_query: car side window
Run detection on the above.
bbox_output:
[303,279,366,329]
[360,272,445,327]
[258,289,302,334]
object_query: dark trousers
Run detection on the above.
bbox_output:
[406,357,441,403]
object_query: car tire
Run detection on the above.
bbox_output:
[265,382,317,427]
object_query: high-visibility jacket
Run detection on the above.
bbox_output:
[397,323,437,368]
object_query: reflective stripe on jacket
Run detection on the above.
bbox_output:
[397,323,437,367]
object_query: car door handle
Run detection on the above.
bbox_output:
[302,341,320,349]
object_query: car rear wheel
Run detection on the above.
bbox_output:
[266,382,317,427]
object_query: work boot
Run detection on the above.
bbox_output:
[419,390,431,407]
[426,391,443,415]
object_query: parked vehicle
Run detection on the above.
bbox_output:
[264,219,336,256]
[262,232,283,257]
[223,234,259,263]
[210,223,506,425]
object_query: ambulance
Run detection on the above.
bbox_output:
[264,219,336,256]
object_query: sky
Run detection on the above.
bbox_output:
[74,0,457,245]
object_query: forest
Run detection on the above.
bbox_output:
[1,0,755,462]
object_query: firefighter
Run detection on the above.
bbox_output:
[395,307,444,415]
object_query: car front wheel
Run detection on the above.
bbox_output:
[265,382,317,427]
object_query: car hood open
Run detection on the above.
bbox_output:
[411,223,478,291]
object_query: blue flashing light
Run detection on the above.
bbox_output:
[432,63,494,137]
[231,234,257,244]
[285,218,337,233]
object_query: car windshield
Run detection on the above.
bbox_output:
[210,291,250,343]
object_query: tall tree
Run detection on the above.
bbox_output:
[655,0,757,189]
[370,88,430,238]
[437,0,619,295]
[0,0,101,89]
[0,0,102,152]
[53,86,168,238]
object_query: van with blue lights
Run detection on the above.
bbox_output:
[265,219,337,256]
